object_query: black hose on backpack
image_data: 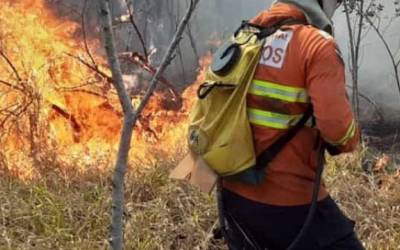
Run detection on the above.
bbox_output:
[218,143,326,250]
[286,143,326,250]
[216,177,227,239]
[217,180,264,250]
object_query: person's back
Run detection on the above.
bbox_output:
[220,1,365,249]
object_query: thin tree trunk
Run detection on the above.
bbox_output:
[186,22,200,67]
[343,1,357,116]
[99,0,201,249]
[99,2,135,250]
[353,0,365,120]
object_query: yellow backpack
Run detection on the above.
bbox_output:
[187,25,263,178]
[187,20,311,185]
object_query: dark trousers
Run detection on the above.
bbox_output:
[219,189,365,250]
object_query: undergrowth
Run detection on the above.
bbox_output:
[0,146,399,250]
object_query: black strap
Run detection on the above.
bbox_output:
[227,18,313,171]
[235,19,307,40]
[250,19,320,250]
[259,19,307,39]
[255,105,314,169]
[287,140,325,250]
[218,19,321,250]
[197,82,235,99]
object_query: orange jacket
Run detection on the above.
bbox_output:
[224,3,359,206]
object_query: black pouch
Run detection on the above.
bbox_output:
[225,167,266,185]
[211,41,241,76]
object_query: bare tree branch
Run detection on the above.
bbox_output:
[364,13,400,99]
[344,0,360,118]
[186,21,200,66]
[345,85,384,122]
[0,79,24,92]
[124,0,148,59]
[0,50,21,81]
[0,97,33,129]
[65,52,113,82]
[81,0,97,68]
[99,0,200,249]
[132,0,200,119]
[57,88,107,99]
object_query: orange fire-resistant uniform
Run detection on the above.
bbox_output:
[224,3,359,206]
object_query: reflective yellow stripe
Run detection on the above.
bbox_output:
[248,108,303,129]
[327,120,357,146]
[249,79,309,103]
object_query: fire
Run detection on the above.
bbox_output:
[0,0,210,180]
[181,54,212,109]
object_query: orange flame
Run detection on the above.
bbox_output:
[0,0,210,180]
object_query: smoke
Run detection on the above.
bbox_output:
[47,0,399,117]
[333,3,400,119]
[44,0,273,84]
[195,0,271,41]
[195,0,400,117]
[194,0,399,122]
[196,1,399,105]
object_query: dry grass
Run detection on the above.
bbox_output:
[325,147,400,250]
[0,146,399,250]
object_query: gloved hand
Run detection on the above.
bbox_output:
[326,143,341,156]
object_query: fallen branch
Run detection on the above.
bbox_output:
[131,0,200,120]
[50,104,82,138]
[55,80,101,91]
[119,52,182,106]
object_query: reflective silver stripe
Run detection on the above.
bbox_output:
[326,120,357,146]
[249,79,309,103]
[248,108,303,129]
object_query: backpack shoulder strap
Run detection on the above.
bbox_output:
[255,105,314,169]
[258,18,307,39]
[235,18,307,40]
[248,18,310,170]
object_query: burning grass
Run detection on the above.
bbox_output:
[1,146,399,250]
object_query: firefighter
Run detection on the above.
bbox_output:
[220,0,365,249]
